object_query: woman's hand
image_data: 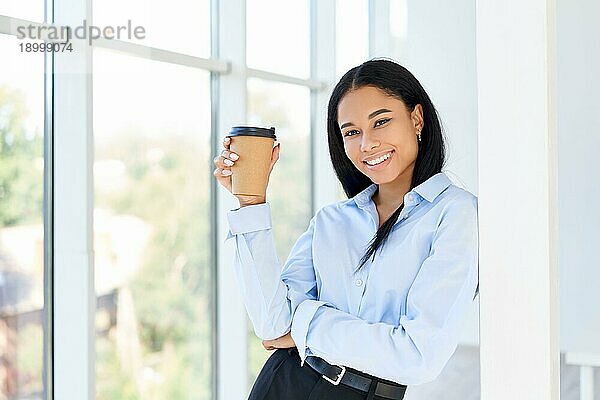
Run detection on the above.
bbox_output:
[213,136,281,207]
[262,331,296,351]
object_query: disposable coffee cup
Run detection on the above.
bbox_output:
[226,126,277,198]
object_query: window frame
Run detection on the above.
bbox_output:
[0,0,349,398]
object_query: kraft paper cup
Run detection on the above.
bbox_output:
[227,126,277,198]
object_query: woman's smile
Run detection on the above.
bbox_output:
[363,150,395,171]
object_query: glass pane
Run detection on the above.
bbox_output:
[389,0,408,57]
[0,1,44,23]
[0,34,46,399]
[247,0,310,78]
[93,0,210,57]
[557,3,600,395]
[93,49,213,399]
[245,78,311,393]
[335,0,369,79]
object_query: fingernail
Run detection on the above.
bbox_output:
[224,159,234,166]
[230,153,239,160]
[222,169,232,176]
[224,137,230,142]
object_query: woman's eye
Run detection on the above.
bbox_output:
[374,118,391,128]
[344,118,391,136]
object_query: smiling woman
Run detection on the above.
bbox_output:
[328,60,445,271]
[223,59,478,400]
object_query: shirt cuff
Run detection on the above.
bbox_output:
[224,202,272,242]
[291,299,333,367]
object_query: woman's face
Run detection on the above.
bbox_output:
[337,85,423,184]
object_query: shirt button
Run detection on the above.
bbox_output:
[355,279,363,286]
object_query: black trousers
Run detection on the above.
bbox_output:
[248,347,406,400]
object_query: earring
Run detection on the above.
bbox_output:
[417,131,422,142]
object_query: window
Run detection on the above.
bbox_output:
[1,1,344,398]
[93,49,213,399]
[245,78,311,391]
[93,0,211,57]
[335,0,369,79]
[246,0,310,78]
[0,1,44,23]
[0,33,46,399]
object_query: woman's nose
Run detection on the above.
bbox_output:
[360,131,380,152]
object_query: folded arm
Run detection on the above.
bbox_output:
[290,196,479,385]
[225,202,319,340]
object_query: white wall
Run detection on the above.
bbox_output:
[557,0,600,354]
[396,0,478,194]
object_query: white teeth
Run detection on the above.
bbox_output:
[365,152,392,165]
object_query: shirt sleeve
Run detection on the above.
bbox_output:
[224,202,318,341]
[290,195,479,385]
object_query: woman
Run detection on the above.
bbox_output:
[213,59,479,400]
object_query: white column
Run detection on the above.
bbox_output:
[311,0,338,212]
[214,0,248,399]
[477,0,560,399]
[53,0,95,399]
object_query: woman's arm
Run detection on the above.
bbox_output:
[290,195,479,385]
[225,202,319,340]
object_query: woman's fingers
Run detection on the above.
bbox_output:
[262,343,275,351]
[262,340,273,350]
[212,137,239,179]
[213,167,232,177]
[269,142,280,171]
[261,331,294,351]
[213,137,239,192]
[213,149,238,168]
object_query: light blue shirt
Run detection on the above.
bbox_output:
[224,171,479,385]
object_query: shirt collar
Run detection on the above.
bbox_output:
[351,171,452,208]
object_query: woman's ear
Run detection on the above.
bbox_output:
[411,104,424,131]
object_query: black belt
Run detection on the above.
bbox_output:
[303,355,407,400]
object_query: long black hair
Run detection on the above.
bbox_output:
[327,59,447,273]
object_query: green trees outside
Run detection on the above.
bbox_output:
[95,132,212,400]
[0,79,323,398]
[0,86,44,397]
[0,86,43,227]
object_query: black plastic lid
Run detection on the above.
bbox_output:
[228,126,276,140]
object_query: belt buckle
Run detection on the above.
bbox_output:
[322,365,346,386]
